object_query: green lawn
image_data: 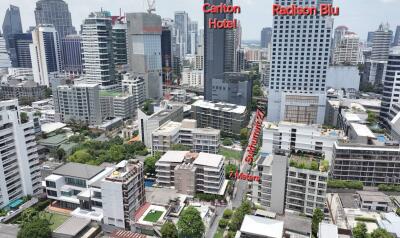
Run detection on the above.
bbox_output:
[219,148,242,160]
[42,212,70,230]
[143,210,163,222]
[214,228,224,238]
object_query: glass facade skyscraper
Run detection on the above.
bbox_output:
[34,0,76,39]
[2,5,23,50]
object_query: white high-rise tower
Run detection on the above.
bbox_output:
[267,0,334,124]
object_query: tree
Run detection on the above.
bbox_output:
[17,218,51,238]
[177,206,205,238]
[370,228,393,238]
[44,87,52,98]
[223,209,233,219]
[161,221,178,238]
[225,164,238,179]
[108,144,125,162]
[222,138,234,146]
[144,152,161,174]
[353,223,368,238]
[396,208,400,216]
[171,144,190,151]
[240,128,249,140]
[20,112,29,123]
[312,208,324,238]
[51,148,66,161]
[20,208,39,226]
[228,200,252,232]
[68,150,95,164]
[218,219,228,229]
[253,85,263,97]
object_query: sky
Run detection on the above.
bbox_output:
[1,0,400,40]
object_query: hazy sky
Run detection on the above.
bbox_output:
[1,0,400,40]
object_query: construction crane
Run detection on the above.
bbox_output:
[145,0,156,14]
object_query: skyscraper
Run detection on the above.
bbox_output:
[2,5,23,50]
[8,33,33,68]
[333,32,360,65]
[188,20,198,55]
[112,17,128,68]
[393,26,400,47]
[162,23,173,84]
[81,11,116,88]
[30,25,62,87]
[204,0,235,101]
[174,11,189,57]
[34,0,76,39]
[267,0,333,124]
[260,27,272,48]
[379,48,400,129]
[371,23,392,62]
[61,35,82,74]
[126,12,163,99]
[0,99,42,208]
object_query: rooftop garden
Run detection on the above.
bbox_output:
[143,210,163,223]
[327,179,363,189]
[289,154,329,172]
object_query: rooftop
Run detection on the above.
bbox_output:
[279,213,312,236]
[38,133,68,146]
[53,162,105,180]
[194,152,224,168]
[153,121,181,135]
[111,230,146,238]
[240,215,284,238]
[350,123,376,138]
[106,160,143,182]
[318,223,339,238]
[157,151,190,163]
[41,122,67,134]
[357,191,391,203]
[192,100,246,114]
[53,217,91,237]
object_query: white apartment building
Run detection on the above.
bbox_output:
[181,68,204,88]
[262,121,343,161]
[102,160,146,231]
[81,12,116,89]
[44,160,145,227]
[286,156,328,216]
[54,83,102,125]
[100,91,137,120]
[30,24,62,87]
[155,151,226,195]
[0,99,41,208]
[267,0,333,124]
[122,73,145,109]
[152,119,220,154]
[333,33,360,65]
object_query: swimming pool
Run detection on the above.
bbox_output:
[145,178,155,187]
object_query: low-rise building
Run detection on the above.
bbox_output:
[357,191,390,212]
[100,91,137,120]
[239,215,284,238]
[152,119,220,154]
[0,79,46,104]
[155,151,226,195]
[262,121,343,161]
[181,68,203,88]
[192,100,248,137]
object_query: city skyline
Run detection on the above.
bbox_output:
[0,0,399,41]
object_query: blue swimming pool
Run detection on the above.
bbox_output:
[145,179,155,187]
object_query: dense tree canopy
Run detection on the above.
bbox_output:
[353,223,368,238]
[177,206,205,238]
[161,221,178,238]
[312,208,324,238]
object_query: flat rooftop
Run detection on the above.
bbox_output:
[194,152,224,168]
[53,217,91,237]
[53,162,105,180]
[350,123,376,138]
[192,100,246,114]
[157,151,190,163]
[240,215,283,238]
[153,121,181,135]
[357,191,391,203]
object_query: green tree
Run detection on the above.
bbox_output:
[353,223,368,238]
[222,138,234,146]
[50,148,66,161]
[253,85,263,97]
[370,228,393,238]
[171,144,191,151]
[218,218,228,229]
[144,152,161,174]
[68,150,95,164]
[223,209,233,219]
[44,87,52,98]
[312,208,324,238]
[396,208,400,216]
[20,112,29,123]
[177,206,205,238]
[240,128,249,140]
[108,144,125,162]
[161,221,178,238]
[17,218,51,238]
[20,208,39,225]
[228,200,252,232]
[225,164,238,179]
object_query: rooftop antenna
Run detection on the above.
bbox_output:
[146,0,156,14]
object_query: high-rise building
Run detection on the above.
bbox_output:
[188,20,198,55]
[333,32,360,65]
[54,83,102,125]
[126,12,163,99]
[81,11,116,88]
[367,31,374,46]
[0,36,11,69]
[112,17,128,68]
[8,33,32,68]
[2,5,23,50]
[379,48,400,129]
[267,0,333,124]
[332,26,348,51]
[371,23,392,62]
[204,0,235,101]
[0,99,41,208]
[34,0,76,39]
[260,27,272,48]
[61,35,82,75]
[174,11,189,57]
[30,25,62,87]
[161,24,173,84]
[211,72,253,106]
[393,26,400,47]
[121,73,146,109]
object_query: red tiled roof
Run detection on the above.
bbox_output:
[134,202,150,222]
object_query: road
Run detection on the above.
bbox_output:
[205,205,227,238]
